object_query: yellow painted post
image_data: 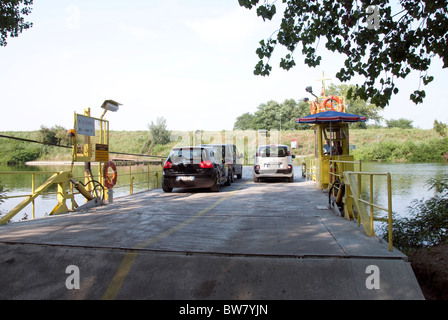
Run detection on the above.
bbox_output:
[31,173,35,219]
[50,181,70,215]
[387,173,393,251]
[129,162,133,195]
[70,180,76,210]
[101,162,109,202]
[147,163,150,191]
[358,172,362,208]
[369,175,374,236]
[316,125,325,189]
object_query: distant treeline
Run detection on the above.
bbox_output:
[1,127,447,165]
[353,138,448,162]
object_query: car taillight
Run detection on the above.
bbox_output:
[163,161,173,169]
[254,165,260,170]
[199,160,213,168]
[287,164,293,171]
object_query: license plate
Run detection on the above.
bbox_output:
[264,164,280,168]
[176,176,195,181]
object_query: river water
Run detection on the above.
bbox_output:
[360,162,448,219]
[1,162,448,223]
[0,163,163,222]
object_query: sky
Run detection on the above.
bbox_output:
[1,0,447,132]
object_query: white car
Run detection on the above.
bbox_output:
[253,144,295,182]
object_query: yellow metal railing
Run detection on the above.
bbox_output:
[0,162,163,224]
[302,157,316,182]
[111,162,163,196]
[329,159,362,183]
[345,171,393,251]
[0,171,63,220]
[0,171,75,224]
[329,160,394,251]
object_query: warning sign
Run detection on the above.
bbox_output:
[77,115,95,136]
[95,144,109,162]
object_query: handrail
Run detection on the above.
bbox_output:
[0,170,62,221]
[0,162,163,223]
[302,157,316,182]
[345,171,393,251]
[328,159,393,251]
[111,162,163,195]
[329,159,362,183]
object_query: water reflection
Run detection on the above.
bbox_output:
[360,162,448,219]
[0,163,163,222]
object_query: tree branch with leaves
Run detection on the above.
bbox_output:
[238,0,447,108]
[0,0,34,47]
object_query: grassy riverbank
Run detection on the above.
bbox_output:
[0,128,447,164]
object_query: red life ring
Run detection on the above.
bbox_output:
[103,161,118,189]
[321,95,344,112]
[310,101,317,114]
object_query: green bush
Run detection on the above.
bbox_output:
[7,146,41,164]
[0,141,41,164]
[353,137,448,162]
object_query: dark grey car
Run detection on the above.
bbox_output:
[162,146,231,192]
[199,144,243,180]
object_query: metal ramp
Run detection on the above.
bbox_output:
[0,177,424,300]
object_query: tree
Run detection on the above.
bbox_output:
[148,117,170,145]
[385,118,414,129]
[0,0,34,47]
[38,125,70,146]
[433,120,448,137]
[238,0,447,108]
[233,99,310,130]
[234,112,256,130]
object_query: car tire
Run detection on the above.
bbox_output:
[225,169,232,186]
[162,181,173,192]
[288,175,294,182]
[253,176,259,183]
[210,173,221,192]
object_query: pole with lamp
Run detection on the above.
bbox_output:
[99,100,121,202]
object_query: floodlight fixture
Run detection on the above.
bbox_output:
[100,100,122,118]
[305,86,318,98]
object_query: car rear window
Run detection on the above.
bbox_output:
[207,145,232,161]
[258,146,289,157]
[169,147,209,163]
